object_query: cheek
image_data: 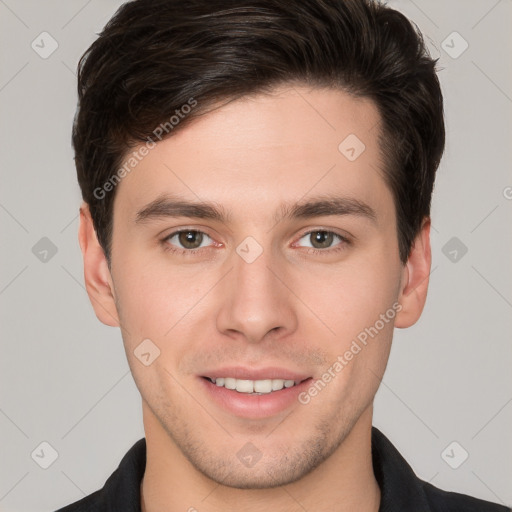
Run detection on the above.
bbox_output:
[112,259,170,344]
[112,254,219,347]
[297,263,398,411]
[113,260,199,396]
[295,255,401,347]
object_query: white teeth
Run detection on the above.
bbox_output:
[254,379,272,393]
[209,377,299,394]
[224,377,236,390]
[271,379,285,391]
[236,379,254,393]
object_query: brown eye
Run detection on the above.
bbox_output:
[296,230,342,250]
[178,230,204,249]
[165,230,212,252]
[294,230,350,254]
[309,231,335,249]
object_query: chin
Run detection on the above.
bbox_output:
[186,434,334,490]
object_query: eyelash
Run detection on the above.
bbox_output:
[161,228,351,257]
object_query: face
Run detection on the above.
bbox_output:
[81,85,430,489]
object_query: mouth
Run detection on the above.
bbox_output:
[198,369,313,419]
[202,376,308,395]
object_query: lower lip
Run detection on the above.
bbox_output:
[199,377,313,419]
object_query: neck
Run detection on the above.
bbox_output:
[140,404,380,512]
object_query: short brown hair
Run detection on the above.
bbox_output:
[73,0,445,264]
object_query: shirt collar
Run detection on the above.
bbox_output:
[371,426,431,512]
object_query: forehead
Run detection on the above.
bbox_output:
[113,85,392,226]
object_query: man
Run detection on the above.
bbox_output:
[56,0,509,510]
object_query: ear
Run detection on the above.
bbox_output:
[394,217,432,328]
[78,202,120,327]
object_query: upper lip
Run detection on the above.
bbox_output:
[201,367,311,382]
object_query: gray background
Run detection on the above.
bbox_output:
[0,0,511,510]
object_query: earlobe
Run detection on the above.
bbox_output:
[394,218,432,329]
[78,202,120,327]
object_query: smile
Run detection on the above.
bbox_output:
[205,377,302,394]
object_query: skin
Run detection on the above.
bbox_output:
[79,85,431,512]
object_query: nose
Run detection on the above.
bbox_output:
[216,241,298,344]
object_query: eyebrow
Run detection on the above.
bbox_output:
[135,194,377,226]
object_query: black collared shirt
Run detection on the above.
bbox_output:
[55,427,509,511]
